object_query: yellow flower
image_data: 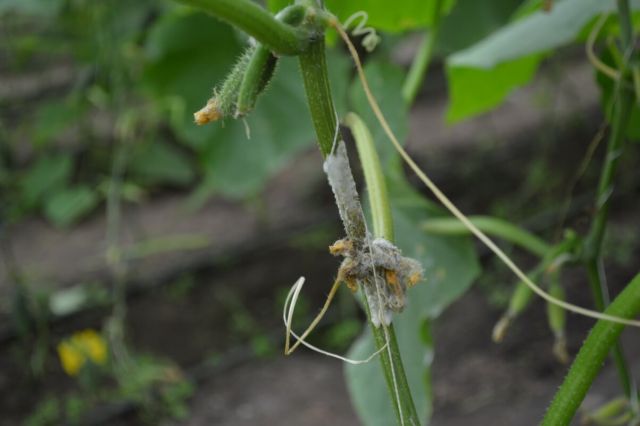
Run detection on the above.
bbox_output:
[57,329,108,376]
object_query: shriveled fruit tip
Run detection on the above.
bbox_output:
[194,102,221,125]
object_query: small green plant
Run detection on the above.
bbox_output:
[172,0,640,425]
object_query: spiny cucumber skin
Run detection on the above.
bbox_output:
[236,44,278,117]
[213,46,255,118]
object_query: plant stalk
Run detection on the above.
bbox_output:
[175,0,310,55]
[299,31,419,425]
[401,0,444,104]
[542,274,640,425]
[421,215,551,258]
[582,0,636,400]
[299,38,337,157]
[347,112,420,425]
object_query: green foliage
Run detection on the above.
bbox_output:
[269,0,455,31]
[446,55,541,122]
[446,0,640,122]
[595,47,640,140]
[349,62,408,165]
[129,141,195,186]
[144,10,349,197]
[20,154,73,208]
[43,185,99,228]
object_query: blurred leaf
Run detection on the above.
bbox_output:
[268,0,455,31]
[446,54,542,122]
[445,0,640,122]
[349,61,408,165]
[0,0,63,17]
[44,186,98,227]
[32,99,85,147]
[327,0,455,32]
[130,141,195,186]
[20,154,72,208]
[437,0,524,54]
[144,11,349,198]
[265,0,291,12]
[390,177,481,317]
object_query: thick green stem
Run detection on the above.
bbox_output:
[582,0,636,400]
[299,38,338,157]
[346,112,420,425]
[175,0,310,55]
[299,31,419,422]
[586,261,632,396]
[542,273,640,425]
[401,0,444,104]
[421,216,551,258]
[346,113,394,241]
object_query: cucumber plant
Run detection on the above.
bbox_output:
[171,0,640,425]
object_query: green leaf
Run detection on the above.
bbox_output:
[349,61,408,165]
[129,141,195,186]
[31,98,85,147]
[269,0,455,31]
[390,177,481,317]
[266,0,290,12]
[446,54,542,123]
[144,10,349,198]
[445,0,636,122]
[20,154,73,208]
[346,317,433,426]
[437,0,528,54]
[44,186,99,227]
[0,0,63,17]
[329,0,455,32]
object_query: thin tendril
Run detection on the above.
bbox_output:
[283,277,388,364]
[587,13,620,81]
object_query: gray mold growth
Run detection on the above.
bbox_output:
[323,140,367,242]
[324,140,424,327]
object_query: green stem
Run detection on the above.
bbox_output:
[175,0,310,55]
[299,33,419,421]
[346,112,420,425]
[346,113,394,240]
[542,273,640,425]
[582,0,636,400]
[421,216,551,258]
[401,0,444,104]
[299,38,338,157]
[586,260,632,396]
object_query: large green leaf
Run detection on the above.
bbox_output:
[446,54,542,123]
[437,0,523,54]
[143,10,349,198]
[445,0,639,122]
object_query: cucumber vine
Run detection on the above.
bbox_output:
[175,0,640,424]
